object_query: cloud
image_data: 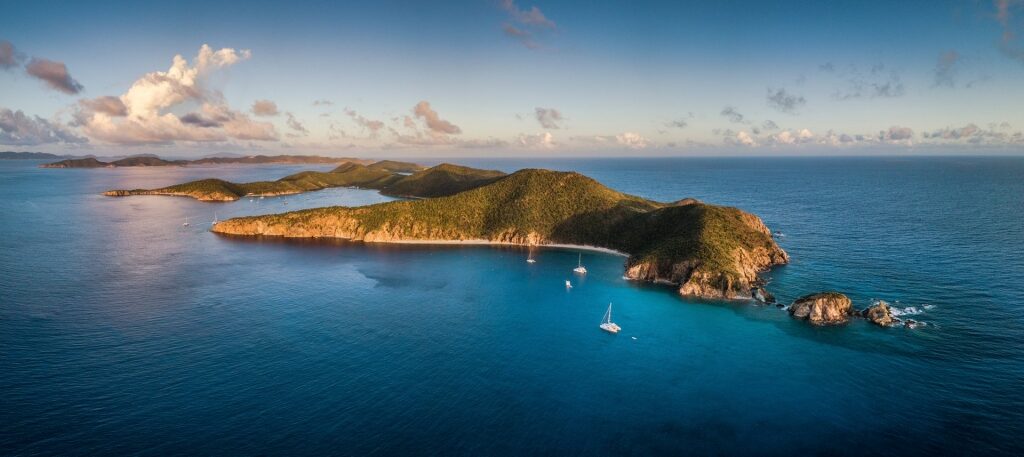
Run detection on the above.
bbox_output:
[344,108,385,137]
[286,112,308,134]
[818,62,836,72]
[251,99,279,116]
[829,63,906,100]
[312,99,334,106]
[76,44,276,145]
[0,108,88,145]
[994,0,1024,63]
[534,107,563,129]
[933,50,961,87]
[79,96,127,117]
[720,106,746,124]
[25,58,83,94]
[413,101,461,134]
[517,131,555,148]
[879,126,914,143]
[1,40,24,70]
[766,88,806,114]
[666,119,688,129]
[499,0,555,49]
[615,132,650,149]
[762,120,779,130]
[180,112,222,128]
[500,0,555,28]
[503,25,540,49]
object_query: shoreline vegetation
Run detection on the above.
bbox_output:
[208,163,790,301]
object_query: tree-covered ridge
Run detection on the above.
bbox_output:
[212,168,787,299]
[103,162,506,201]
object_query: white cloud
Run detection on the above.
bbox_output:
[615,132,650,149]
[76,44,276,145]
[517,131,555,148]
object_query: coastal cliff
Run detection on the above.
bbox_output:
[212,168,788,300]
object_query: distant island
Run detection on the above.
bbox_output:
[1,151,70,160]
[103,161,505,201]
[41,154,373,168]
[210,166,789,301]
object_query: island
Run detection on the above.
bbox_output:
[211,167,789,301]
[1,151,69,160]
[41,154,373,168]
[103,161,504,201]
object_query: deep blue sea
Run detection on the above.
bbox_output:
[1,157,1023,456]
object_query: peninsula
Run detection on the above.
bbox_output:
[104,161,505,201]
[211,168,789,300]
[41,154,372,168]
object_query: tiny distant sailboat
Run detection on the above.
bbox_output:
[211,212,218,226]
[573,253,587,274]
[600,303,621,334]
[526,246,537,263]
[565,280,572,288]
[182,216,190,227]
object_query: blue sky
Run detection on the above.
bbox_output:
[2,0,1023,157]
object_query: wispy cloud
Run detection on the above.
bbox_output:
[498,0,556,49]
[25,58,83,94]
[829,63,906,100]
[766,88,806,114]
[534,107,563,129]
[0,40,24,70]
[286,112,308,135]
[933,50,961,87]
[251,100,279,116]
[720,106,746,124]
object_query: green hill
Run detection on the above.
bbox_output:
[365,160,424,173]
[212,168,788,299]
[380,163,505,198]
[103,161,502,202]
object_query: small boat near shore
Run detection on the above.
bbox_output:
[573,253,587,274]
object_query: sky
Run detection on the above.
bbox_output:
[2,0,1024,157]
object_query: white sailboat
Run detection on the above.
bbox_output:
[212,212,218,226]
[600,303,621,333]
[526,246,537,263]
[565,280,572,288]
[573,253,587,274]
[182,216,190,227]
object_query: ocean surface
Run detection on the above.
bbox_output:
[1,156,1022,456]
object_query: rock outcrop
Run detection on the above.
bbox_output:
[861,300,894,327]
[789,292,853,325]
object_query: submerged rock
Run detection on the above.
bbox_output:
[861,300,894,327]
[788,292,852,325]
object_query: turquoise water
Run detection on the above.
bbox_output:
[1,157,1022,455]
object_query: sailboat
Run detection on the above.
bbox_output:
[182,216,190,227]
[211,212,218,226]
[573,253,587,274]
[600,303,621,333]
[526,246,537,263]
[565,280,572,288]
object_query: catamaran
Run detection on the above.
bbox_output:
[573,253,587,274]
[600,303,621,333]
